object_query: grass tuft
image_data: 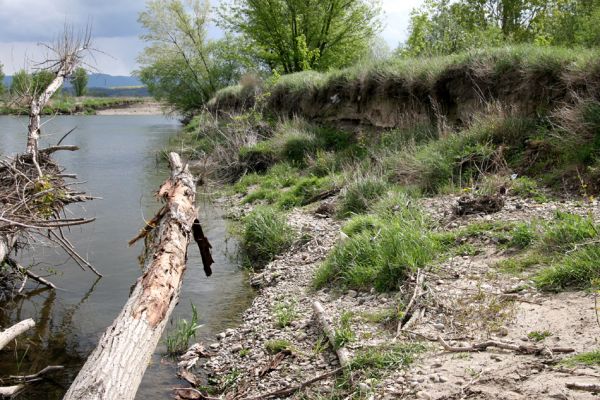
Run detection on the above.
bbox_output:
[535,244,600,291]
[240,206,295,268]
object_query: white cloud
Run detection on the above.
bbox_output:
[0,0,425,75]
[380,0,424,48]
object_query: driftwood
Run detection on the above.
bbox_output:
[565,382,600,392]
[312,301,351,369]
[0,319,62,397]
[63,153,204,400]
[397,268,426,335]
[454,194,504,216]
[437,336,574,355]
[0,319,35,351]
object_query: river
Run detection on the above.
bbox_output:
[0,115,253,399]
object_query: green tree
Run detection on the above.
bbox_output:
[137,0,245,116]
[71,67,88,96]
[10,69,32,95]
[0,64,5,96]
[10,69,58,97]
[218,0,383,73]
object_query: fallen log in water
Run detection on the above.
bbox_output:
[63,153,202,400]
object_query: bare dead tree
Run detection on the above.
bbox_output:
[0,24,99,295]
[25,25,92,176]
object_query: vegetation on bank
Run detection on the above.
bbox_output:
[169,44,600,296]
[0,96,146,115]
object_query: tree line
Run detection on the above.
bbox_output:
[0,65,89,98]
[137,0,600,117]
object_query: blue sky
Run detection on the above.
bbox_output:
[0,0,424,76]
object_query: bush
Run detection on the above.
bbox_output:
[337,176,389,217]
[511,176,548,202]
[240,207,295,268]
[509,223,536,249]
[238,141,279,173]
[535,244,600,291]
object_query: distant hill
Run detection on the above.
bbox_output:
[2,73,148,97]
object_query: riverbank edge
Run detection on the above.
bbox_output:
[177,190,600,400]
[0,97,163,116]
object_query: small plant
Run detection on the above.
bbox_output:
[312,335,329,355]
[165,304,202,355]
[351,343,425,370]
[333,311,355,349]
[496,253,548,274]
[240,206,295,268]
[509,223,535,249]
[560,349,600,367]
[361,306,404,326]
[273,299,298,328]
[511,176,548,202]
[527,330,553,342]
[265,339,292,354]
[239,348,250,357]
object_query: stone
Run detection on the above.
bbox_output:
[230,344,243,352]
[217,332,226,340]
[347,290,358,298]
[416,391,432,399]
[359,382,371,393]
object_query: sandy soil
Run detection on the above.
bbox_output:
[95,101,166,115]
[176,195,600,400]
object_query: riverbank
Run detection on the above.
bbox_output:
[0,96,162,116]
[171,46,600,399]
[180,192,599,400]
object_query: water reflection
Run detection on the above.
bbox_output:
[0,116,254,399]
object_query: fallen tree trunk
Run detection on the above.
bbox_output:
[63,153,198,400]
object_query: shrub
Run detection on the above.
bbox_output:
[535,244,600,291]
[238,141,278,173]
[265,339,292,354]
[337,176,389,217]
[240,207,295,268]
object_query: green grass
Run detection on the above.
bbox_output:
[336,176,389,217]
[539,212,598,253]
[527,330,553,342]
[240,206,295,268]
[509,223,536,249]
[333,311,355,349]
[165,304,201,355]
[315,200,439,292]
[535,244,600,291]
[351,342,425,371]
[560,349,600,367]
[496,252,549,273]
[265,339,293,354]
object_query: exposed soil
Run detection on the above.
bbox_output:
[180,194,600,400]
[95,100,165,115]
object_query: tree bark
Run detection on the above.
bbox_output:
[63,153,197,400]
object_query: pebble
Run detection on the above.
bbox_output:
[416,391,432,399]
[209,343,220,349]
[230,343,243,352]
[347,289,358,298]
[359,382,371,393]
[217,332,226,340]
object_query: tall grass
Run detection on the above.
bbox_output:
[240,206,295,268]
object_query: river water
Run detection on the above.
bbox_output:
[0,115,253,399]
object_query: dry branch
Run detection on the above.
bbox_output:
[312,301,351,369]
[437,336,574,355]
[63,152,203,400]
[566,382,600,392]
[397,268,426,335]
[0,319,35,351]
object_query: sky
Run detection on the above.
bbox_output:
[0,0,424,76]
